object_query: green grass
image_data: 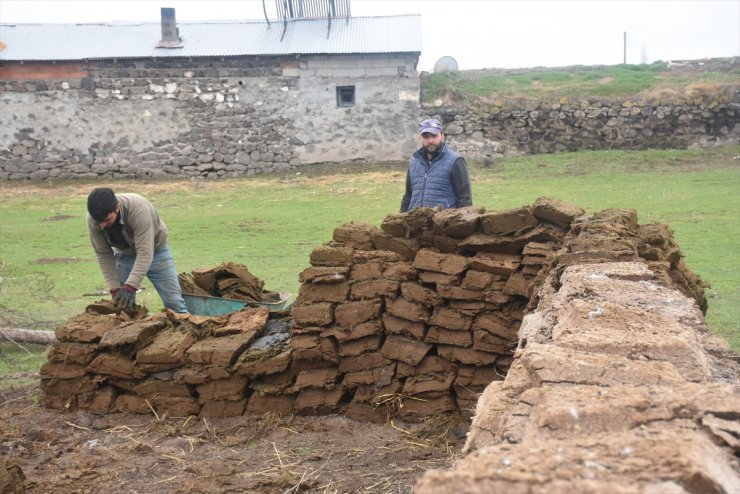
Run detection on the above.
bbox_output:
[0,147,738,356]
[0,343,47,389]
[423,63,740,102]
[471,147,739,350]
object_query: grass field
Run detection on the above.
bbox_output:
[1,146,738,365]
[0,343,47,388]
[423,62,740,103]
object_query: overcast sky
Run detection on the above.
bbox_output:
[1,0,738,71]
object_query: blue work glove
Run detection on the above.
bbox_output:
[112,284,136,310]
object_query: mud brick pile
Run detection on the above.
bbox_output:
[40,197,703,421]
[40,304,294,417]
[289,198,706,422]
[178,262,282,303]
[290,198,588,422]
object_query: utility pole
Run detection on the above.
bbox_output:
[623,32,627,64]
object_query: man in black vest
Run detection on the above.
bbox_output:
[400,118,472,212]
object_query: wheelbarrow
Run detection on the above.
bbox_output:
[183,292,292,316]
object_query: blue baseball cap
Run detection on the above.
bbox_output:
[419,118,443,135]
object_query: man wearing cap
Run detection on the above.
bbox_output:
[86,187,188,313]
[400,118,473,212]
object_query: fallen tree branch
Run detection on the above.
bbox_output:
[0,327,57,345]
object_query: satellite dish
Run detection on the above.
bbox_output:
[433,56,459,73]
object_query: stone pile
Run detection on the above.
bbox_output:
[39,197,709,422]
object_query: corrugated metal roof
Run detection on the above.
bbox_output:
[0,15,421,61]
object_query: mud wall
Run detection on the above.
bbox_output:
[415,262,740,493]
[39,197,713,425]
[415,258,739,487]
[423,90,740,161]
[0,54,420,180]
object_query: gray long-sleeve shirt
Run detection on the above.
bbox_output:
[87,193,169,290]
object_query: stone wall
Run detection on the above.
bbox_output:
[3,56,738,180]
[423,90,740,161]
[0,54,420,180]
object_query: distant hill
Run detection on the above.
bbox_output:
[421,57,739,105]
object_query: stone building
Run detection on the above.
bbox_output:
[0,6,422,179]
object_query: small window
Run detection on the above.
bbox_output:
[336,86,355,107]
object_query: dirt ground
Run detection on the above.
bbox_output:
[1,377,462,494]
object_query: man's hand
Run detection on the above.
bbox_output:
[112,284,136,310]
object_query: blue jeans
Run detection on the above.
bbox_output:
[114,243,189,313]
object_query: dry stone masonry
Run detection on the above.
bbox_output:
[0,54,420,180]
[2,57,738,179]
[422,84,740,161]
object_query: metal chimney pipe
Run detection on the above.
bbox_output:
[157,7,182,48]
[161,8,178,42]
